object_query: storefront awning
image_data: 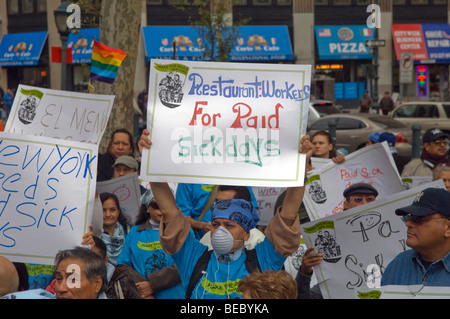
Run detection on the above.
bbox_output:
[315,25,374,60]
[67,28,99,64]
[0,31,48,66]
[392,23,450,63]
[142,25,293,62]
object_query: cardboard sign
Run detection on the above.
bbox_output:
[5,84,114,144]
[140,59,311,187]
[304,142,404,221]
[97,172,141,225]
[0,132,98,265]
[300,180,445,299]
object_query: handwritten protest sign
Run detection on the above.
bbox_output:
[251,186,287,226]
[140,59,311,187]
[304,142,404,221]
[0,132,98,265]
[380,285,450,299]
[402,176,432,190]
[5,84,114,144]
[300,180,445,299]
[97,172,141,225]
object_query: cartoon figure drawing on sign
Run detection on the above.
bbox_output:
[17,87,44,125]
[314,230,341,263]
[346,211,384,243]
[308,178,327,204]
[18,95,39,124]
[158,71,185,108]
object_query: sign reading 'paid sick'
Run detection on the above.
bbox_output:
[140,59,312,187]
[0,132,97,265]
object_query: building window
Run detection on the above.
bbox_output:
[253,0,272,5]
[411,0,429,4]
[393,0,406,4]
[147,0,163,4]
[356,0,370,5]
[167,0,189,4]
[433,0,446,4]
[234,0,248,4]
[21,0,34,14]
[37,0,47,12]
[277,0,292,4]
[315,0,329,5]
[7,0,19,14]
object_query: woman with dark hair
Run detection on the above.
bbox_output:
[100,192,129,266]
[311,130,336,159]
[97,128,135,182]
[116,189,184,299]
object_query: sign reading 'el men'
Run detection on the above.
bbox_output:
[140,59,311,187]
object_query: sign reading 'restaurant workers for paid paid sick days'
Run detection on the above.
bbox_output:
[140,59,311,187]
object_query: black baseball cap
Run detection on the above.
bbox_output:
[395,188,450,218]
[422,128,449,143]
[343,183,379,198]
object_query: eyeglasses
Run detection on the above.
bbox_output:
[430,139,448,146]
[148,201,159,210]
[401,214,449,224]
[349,195,376,203]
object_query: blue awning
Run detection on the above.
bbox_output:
[315,25,374,60]
[0,31,48,66]
[142,25,293,62]
[67,28,99,64]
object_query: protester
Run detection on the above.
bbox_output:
[53,247,108,299]
[381,188,450,287]
[200,185,266,250]
[116,188,185,299]
[401,128,450,177]
[3,88,14,118]
[112,154,146,194]
[0,256,19,297]
[175,183,258,240]
[358,90,373,113]
[296,183,379,299]
[100,192,130,266]
[2,247,108,299]
[97,128,135,182]
[238,270,297,299]
[432,165,450,192]
[311,130,336,159]
[139,128,312,299]
[379,132,409,174]
[379,91,395,115]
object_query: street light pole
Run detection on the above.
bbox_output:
[372,0,380,114]
[54,1,71,91]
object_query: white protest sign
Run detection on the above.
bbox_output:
[252,186,287,226]
[311,157,332,171]
[300,180,445,299]
[0,132,98,265]
[140,59,311,187]
[97,172,141,225]
[402,176,432,190]
[380,285,450,299]
[5,84,114,144]
[304,142,404,221]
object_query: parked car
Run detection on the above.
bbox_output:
[390,101,450,134]
[307,113,415,158]
[308,99,342,125]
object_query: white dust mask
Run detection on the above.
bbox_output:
[211,226,243,255]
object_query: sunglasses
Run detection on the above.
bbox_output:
[148,200,159,209]
[349,195,376,203]
[401,214,449,224]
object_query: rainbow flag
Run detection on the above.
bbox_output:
[90,40,127,84]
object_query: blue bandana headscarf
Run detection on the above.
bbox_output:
[211,199,260,233]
